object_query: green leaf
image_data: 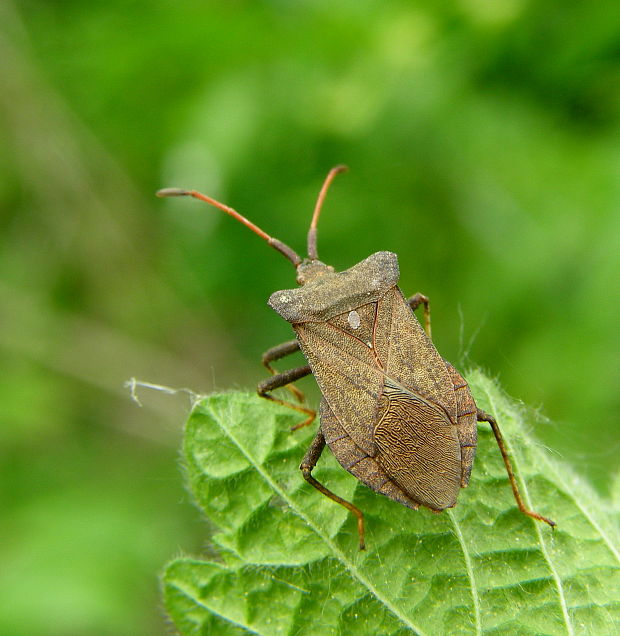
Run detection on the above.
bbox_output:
[162,371,620,635]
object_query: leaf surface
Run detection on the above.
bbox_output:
[163,371,620,635]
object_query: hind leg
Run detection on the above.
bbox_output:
[477,409,555,528]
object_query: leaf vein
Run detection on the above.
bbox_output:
[207,402,429,636]
[169,581,261,635]
[448,509,481,635]
[483,386,575,636]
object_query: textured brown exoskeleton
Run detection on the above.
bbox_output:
[157,166,556,549]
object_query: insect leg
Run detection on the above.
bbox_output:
[257,364,315,430]
[407,293,431,338]
[300,430,366,550]
[262,340,304,403]
[477,408,556,528]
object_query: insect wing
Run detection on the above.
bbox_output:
[294,304,383,456]
[374,381,461,509]
[295,286,462,509]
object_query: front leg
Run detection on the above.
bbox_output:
[257,364,315,430]
[262,339,304,403]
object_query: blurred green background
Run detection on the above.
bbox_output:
[2,1,619,634]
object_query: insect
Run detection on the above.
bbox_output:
[158,166,555,549]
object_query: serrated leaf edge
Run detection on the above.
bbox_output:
[477,372,620,566]
[531,439,620,566]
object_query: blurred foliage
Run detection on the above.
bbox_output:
[1,0,619,634]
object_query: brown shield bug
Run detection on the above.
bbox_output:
[157,166,555,549]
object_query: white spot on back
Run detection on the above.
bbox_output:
[348,310,361,330]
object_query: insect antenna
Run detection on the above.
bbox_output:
[307,165,348,260]
[156,187,302,267]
